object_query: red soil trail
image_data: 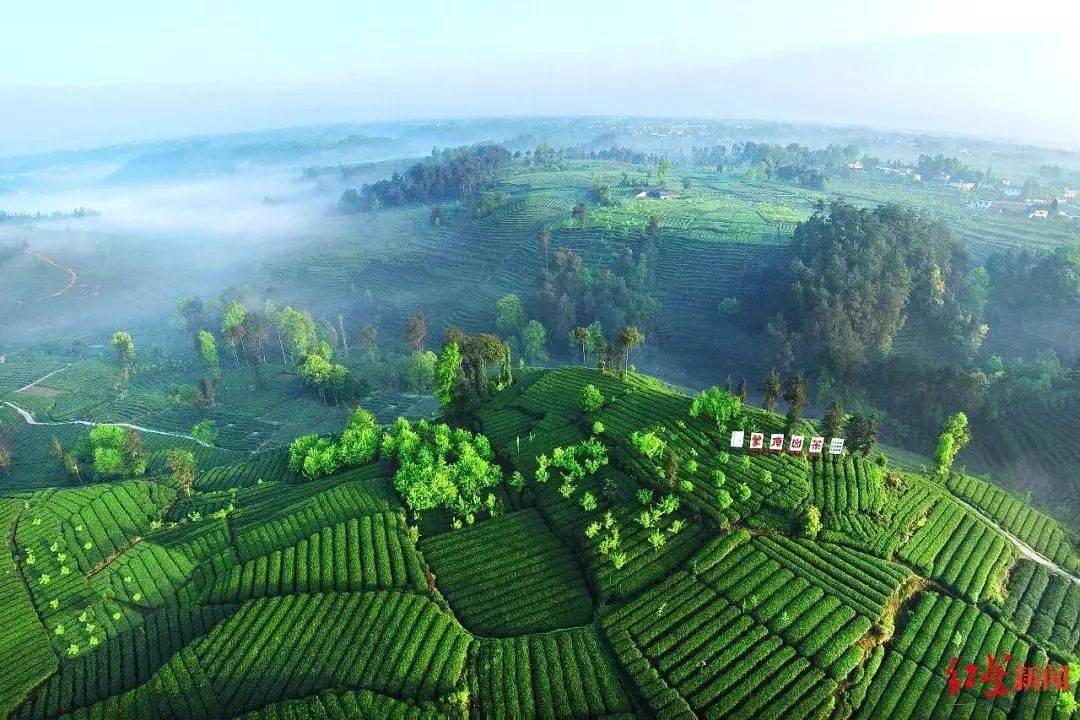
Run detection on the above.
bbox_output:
[24,248,79,301]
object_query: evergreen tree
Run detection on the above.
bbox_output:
[762,368,782,412]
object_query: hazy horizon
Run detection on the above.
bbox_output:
[3,1,1079,156]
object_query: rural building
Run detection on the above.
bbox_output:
[1004,187,1022,197]
[1030,209,1049,219]
[950,180,976,192]
[967,199,992,211]
[846,160,863,170]
[633,188,680,200]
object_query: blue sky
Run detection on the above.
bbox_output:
[2,1,1079,153]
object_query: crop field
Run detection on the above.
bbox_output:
[896,491,1017,603]
[422,508,594,635]
[466,628,632,719]
[948,473,1079,572]
[997,559,1080,656]
[1,363,1077,719]
[848,591,1065,720]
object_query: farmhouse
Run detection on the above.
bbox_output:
[1029,209,1049,219]
[967,199,992,211]
[633,188,680,200]
[1004,186,1022,197]
[846,160,864,170]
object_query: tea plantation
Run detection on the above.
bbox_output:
[0,366,1076,719]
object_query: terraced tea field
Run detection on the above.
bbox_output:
[0,362,1076,719]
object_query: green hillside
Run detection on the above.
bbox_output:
[0,365,1075,719]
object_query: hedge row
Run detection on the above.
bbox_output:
[199,514,425,603]
[422,509,593,635]
[467,628,630,718]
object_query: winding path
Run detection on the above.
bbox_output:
[24,249,78,301]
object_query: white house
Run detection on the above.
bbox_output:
[967,199,992,211]
[1004,187,1022,197]
[1030,209,1049,219]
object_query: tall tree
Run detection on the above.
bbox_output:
[783,373,808,430]
[495,294,526,337]
[571,203,590,229]
[167,449,196,497]
[934,412,970,478]
[221,301,247,364]
[110,331,135,369]
[521,320,549,365]
[849,413,879,456]
[617,326,645,372]
[197,330,219,370]
[404,314,428,351]
[762,369,782,412]
[571,327,590,364]
[823,401,846,440]
[357,323,379,364]
[538,228,550,268]
[434,341,461,407]
[736,378,747,403]
[337,315,350,359]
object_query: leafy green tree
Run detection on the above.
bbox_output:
[521,320,549,365]
[579,384,604,412]
[689,387,742,432]
[799,506,823,538]
[495,294,526,337]
[221,300,247,363]
[571,327,590,364]
[174,297,206,343]
[80,425,143,479]
[848,413,878,456]
[762,369,782,412]
[406,350,438,393]
[276,306,318,364]
[337,408,379,466]
[630,429,667,461]
[736,378,747,403]
[190,419,219,445]
[434,341,461,407]
[934,412,970,478]
[111,332,135,369]
[357,323,379,364]
[404,314,428,351]
[288,434,340,479]
[93,447,124,478]
[197,330,219,369]
[657,157,673,185]
[617,326,644,372]
[298,354,350,404]
[382,418,504,522]
[167,449,196,497]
